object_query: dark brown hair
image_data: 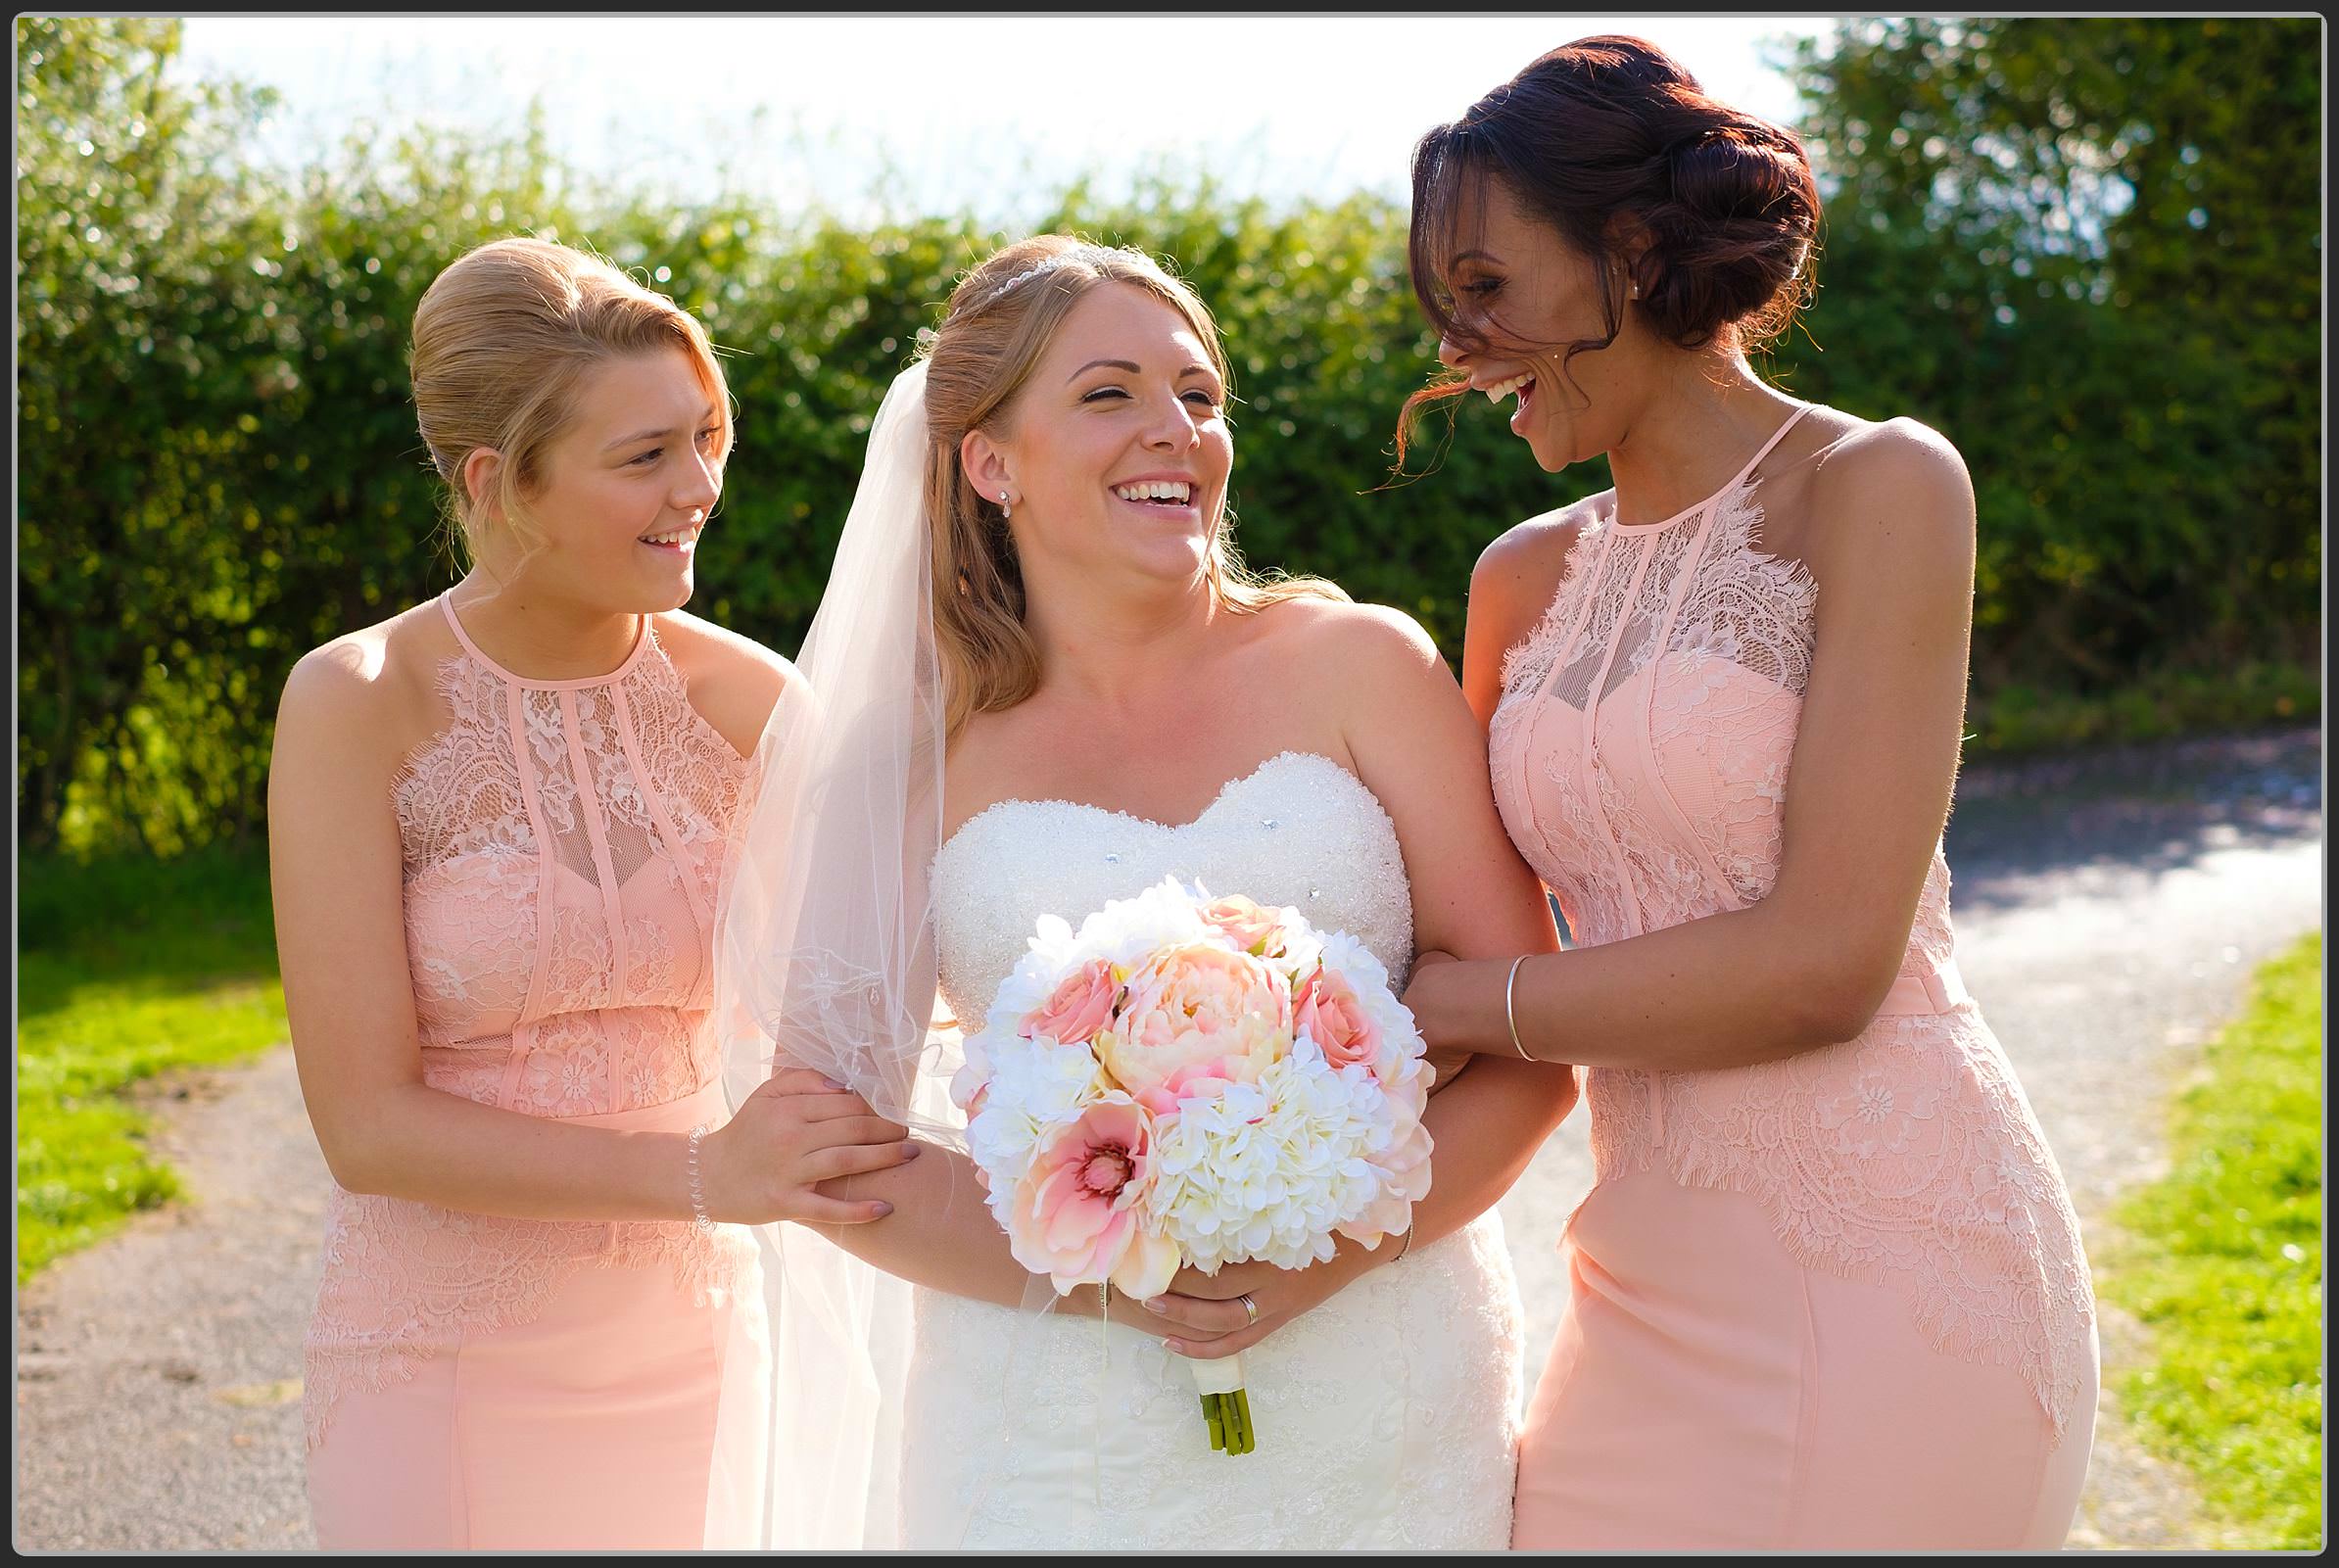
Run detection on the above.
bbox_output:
[1398,36,1819,460]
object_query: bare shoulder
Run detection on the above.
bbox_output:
[1804,415,1976,585]
[651,607,800,757]
[1469,491,1607,664]
[1474,490,1607,602]
[1253,593,1446,681]
[278,604,443,741]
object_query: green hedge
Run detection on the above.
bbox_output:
[16,18,2320,856]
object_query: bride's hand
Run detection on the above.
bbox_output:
[1122,1239,1394,1361]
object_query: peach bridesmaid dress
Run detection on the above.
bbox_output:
[303,594,769,1549]
[1490,408,2099,1549]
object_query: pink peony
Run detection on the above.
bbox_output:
[1006,1094,1181,1297]
[1200,893,1287,957]
[1096,942,1290,1103]
[1021,958,1122,1047]
[1294,965,1383,1075]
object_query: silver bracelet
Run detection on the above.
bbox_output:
[687,1123,715,1232]
[1390,1224,1415,1265]
[1504,955,1535,1061]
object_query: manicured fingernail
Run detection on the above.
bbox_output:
[901,1143,923,1159]
[820,1076,847,1090]
[1142,1297,1168,1313]
[873,1202,893,1216]
[1164,1339,1185,1354]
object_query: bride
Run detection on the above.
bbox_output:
[711,236,1576,1549]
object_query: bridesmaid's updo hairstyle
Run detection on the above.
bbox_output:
[1402,37,1819,446]
[409,236,734,563]
[919,234,1343,738]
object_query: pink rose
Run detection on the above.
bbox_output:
[1295,965,1383,1075]
[1021,958,1122,1047]
[1006,1094,1181,1298]
[1097,942,1290,1103]
[1200,893,1287,957]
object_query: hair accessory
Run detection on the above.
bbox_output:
[961,243,1131,315]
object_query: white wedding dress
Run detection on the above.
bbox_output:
[896,750,1523,1549]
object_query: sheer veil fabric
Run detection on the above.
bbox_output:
[706,359,940,1549]
[704,359,1054,1547]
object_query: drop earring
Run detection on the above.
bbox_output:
[998,491,1012,521]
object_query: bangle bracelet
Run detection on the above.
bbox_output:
[1504,955,1535,1061]
[687,1123,715,1232]
[1390,1224,1414,1265]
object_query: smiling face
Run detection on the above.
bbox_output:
[479,348,727,613]
[963,281,1233,596]
[1431,174,1655,472]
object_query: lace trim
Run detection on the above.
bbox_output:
[303,1184,760,1451]
[1583,1011,2097,1447]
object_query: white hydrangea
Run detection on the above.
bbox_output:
[964,1030,1105,1192]
[1148,1041,1412,1273]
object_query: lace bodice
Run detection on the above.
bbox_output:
[1487,407,2095,1445]
[929,750,1414,1029]
[305,594,761,1449]
[390,596,751,1113]
[905,749,1517,1548]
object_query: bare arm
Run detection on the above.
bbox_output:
[269,640,908,1227]
[1136,605,1579,1357]
[1405,421,1979,1071]
[1341,603,1577,1243]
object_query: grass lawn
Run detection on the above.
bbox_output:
[16,848,287,1283]
[2100,930,2324,1549]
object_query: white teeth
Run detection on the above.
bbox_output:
[642,529,697,546]
[1481,374,1533,404]
[1113,480,1194,504]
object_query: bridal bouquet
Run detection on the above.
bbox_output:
[951,875,1434,1456]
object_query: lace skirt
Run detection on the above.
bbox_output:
[896,1211,1523,1550]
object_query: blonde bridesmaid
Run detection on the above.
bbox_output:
[1395,38,2099,1549]
[268,237,917,1549]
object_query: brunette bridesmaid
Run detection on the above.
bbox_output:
[1395,38,2099,1549]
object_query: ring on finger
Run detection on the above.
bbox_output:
[1237,1292,1260,1327]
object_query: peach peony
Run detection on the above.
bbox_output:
[1006,1094,1181,1297]
[1020,958,1122,1047]
[1096,941,1291,1103]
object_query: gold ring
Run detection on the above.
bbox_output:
[1237,1292,1260,1326]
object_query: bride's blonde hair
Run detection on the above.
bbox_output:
[920,235,1345,738]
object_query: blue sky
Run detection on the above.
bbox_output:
[171,15,1838,223]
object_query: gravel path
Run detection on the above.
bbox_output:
[13,727,2321,1550]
